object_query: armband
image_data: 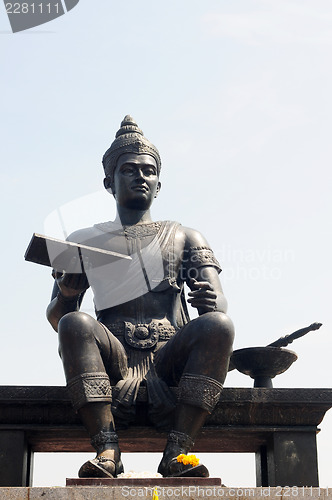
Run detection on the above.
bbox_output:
[182,246,222,277]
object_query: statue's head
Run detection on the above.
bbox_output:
[102,115,161,188]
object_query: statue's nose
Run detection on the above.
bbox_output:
[135,169,145,181]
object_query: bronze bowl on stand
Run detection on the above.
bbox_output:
[230,346,298,388]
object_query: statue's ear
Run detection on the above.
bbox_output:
[104,176,114,195]
[155,181,161,198]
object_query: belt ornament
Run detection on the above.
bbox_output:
[124,321,177,349]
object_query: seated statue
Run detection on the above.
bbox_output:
[46,116,234,478]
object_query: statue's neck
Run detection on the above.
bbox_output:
[115,207,153,227]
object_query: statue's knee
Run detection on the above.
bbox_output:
[58,311,97,344]
[199,312,234,351]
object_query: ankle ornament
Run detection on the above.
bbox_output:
[167,430,194,452]
[91,430,119,451]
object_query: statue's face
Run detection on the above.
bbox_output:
[111,153,161,210]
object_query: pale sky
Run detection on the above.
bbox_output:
[1,0,331,488]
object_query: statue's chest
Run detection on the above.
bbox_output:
[90,221,184,280]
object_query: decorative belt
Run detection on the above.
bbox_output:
[105,321,178,349]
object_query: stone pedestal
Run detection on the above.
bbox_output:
[66,477,222,487]
[1,386,332,487]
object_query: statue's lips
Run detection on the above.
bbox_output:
[131,185,149,192]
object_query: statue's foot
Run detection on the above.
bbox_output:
[78,455,124,479]
[158,457,209,478]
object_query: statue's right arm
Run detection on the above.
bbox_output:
[46,228,91,332]
[46,271,89,332]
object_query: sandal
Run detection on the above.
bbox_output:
[78,456,124,478]
[160,457,209,478]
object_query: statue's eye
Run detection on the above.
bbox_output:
[121,166,134,175]
[144,168,156,176]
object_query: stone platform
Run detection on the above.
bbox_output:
[0,487,330,499]
[66,477,222,486]
[1,386,332,487]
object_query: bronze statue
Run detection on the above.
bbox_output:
[46,116,234,478]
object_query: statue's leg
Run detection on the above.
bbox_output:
[156,311,234,477]
[58,311,127,478]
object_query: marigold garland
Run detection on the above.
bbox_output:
[176,454,200,467]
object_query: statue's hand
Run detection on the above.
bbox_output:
[187,278,217,312]
[52,256,90,298]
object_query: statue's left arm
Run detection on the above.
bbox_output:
[182,227,228,315]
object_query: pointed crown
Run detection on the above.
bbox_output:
[102,115,161,180]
